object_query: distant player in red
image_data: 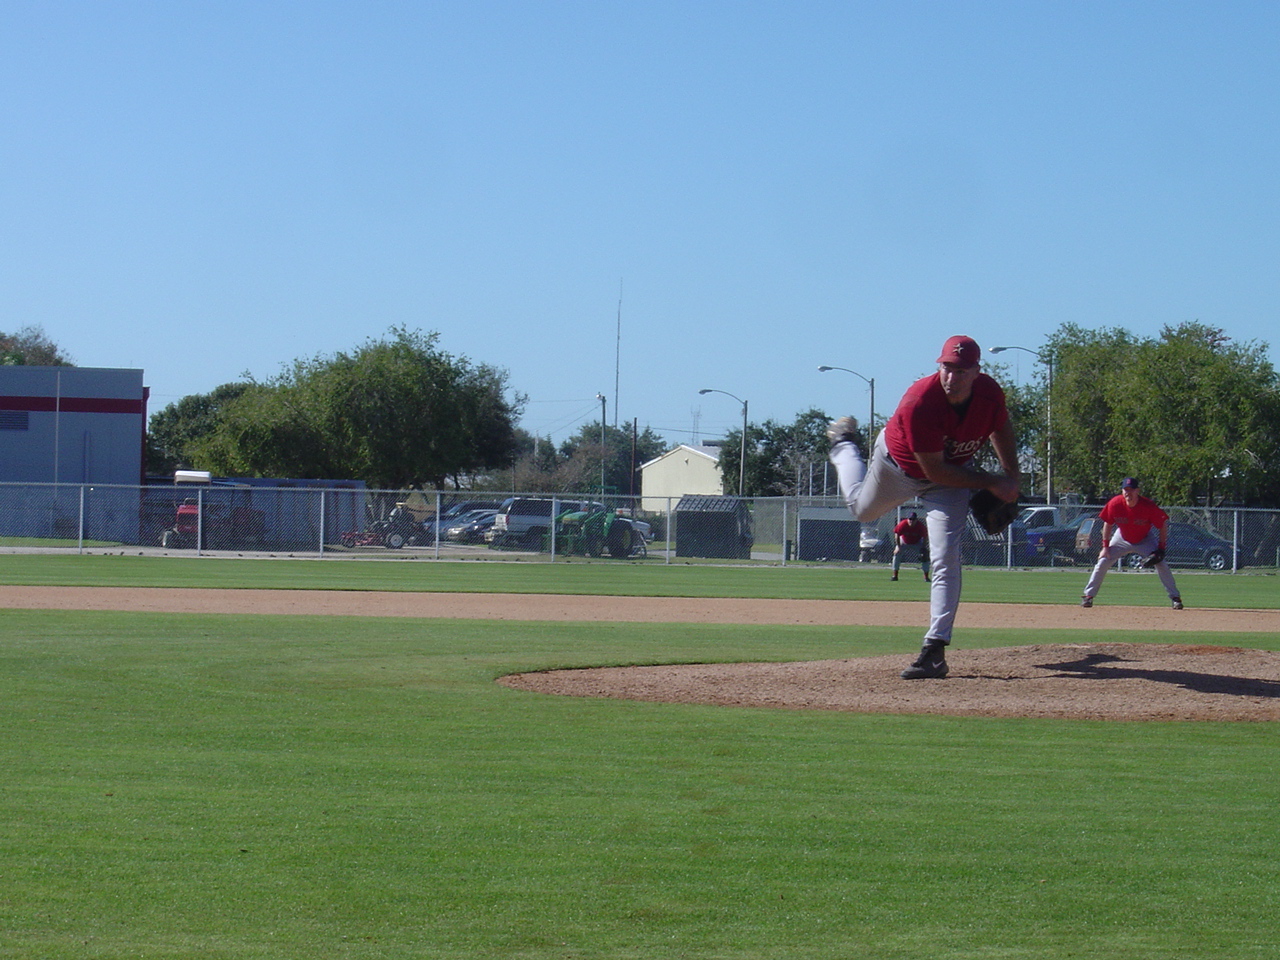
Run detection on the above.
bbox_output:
[891,512,930,582]
[1081,477,1183,609]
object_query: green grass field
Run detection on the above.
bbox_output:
[2,556,1278,958]
[1,553,1277,608]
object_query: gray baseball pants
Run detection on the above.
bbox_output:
[830,432,969,644]
[1083,529,1180,600]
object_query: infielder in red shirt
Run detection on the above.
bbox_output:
[891,512,930,582]
[1081,477,1183,609]
[828,335,1020,680]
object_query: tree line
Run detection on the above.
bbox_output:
[146,326,668,494]
[1,325,73,366]
[1047,322,1280,506]
[13,320,1280,505]
[710,322,1280,507]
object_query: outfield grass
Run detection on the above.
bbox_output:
[1,553,1277,608]
[2,559,1279,958]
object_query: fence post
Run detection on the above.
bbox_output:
[318,490,326,557]
[549,497,558,560]
[665,497,672,565]
[433,490,441,559]
[781,498,788,566]
[1233,508,1240,573]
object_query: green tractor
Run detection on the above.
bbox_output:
[553,506,636,558]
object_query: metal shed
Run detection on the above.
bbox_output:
[674,494,753,560]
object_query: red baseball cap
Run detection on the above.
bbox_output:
[937,335,981,368]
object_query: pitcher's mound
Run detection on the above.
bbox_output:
[500,643,1280,721]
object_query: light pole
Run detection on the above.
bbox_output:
[818,365,875,438]
[595,393,607,495]
[990,345,1054,504]
[698,388,748,498]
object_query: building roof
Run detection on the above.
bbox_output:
[675,494,746,512]
[638,444,722,470]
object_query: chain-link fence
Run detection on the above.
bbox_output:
[2,481,1277,570]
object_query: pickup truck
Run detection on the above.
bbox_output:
[1018,506,1079,530]
[1020,508,1100,565]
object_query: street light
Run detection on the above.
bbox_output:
[818,365,875,438]
[595,393,607,495]
[990,345,1054,504]
[698,388,748,498]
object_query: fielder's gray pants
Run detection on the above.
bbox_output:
[1083,529,1180,600]
[830,432,968,644]
[892,541,930,576]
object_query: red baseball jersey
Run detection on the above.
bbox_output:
[893,517,926,544]
[884,373,1009,480]
[1099,494,1168,543]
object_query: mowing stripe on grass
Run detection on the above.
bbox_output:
[3,608,1279,958]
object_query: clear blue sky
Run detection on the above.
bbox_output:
[3,1,1277,448]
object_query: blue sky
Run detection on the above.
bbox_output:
[3,1,1277,448]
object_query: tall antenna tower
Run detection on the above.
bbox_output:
[613,279,622,427]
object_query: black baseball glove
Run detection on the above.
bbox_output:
[1142,548,1166,568]
[969,489,1019,536]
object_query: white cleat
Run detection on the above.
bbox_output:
[826,416,859,446]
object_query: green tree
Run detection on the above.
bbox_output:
[750,409,833,497]
[0,325,73,365]
[505,431,574,492]
[146,382,252,474]
[192,328,524,488]
[1049,324,1142,501]
[493,421,668,495]
[981,359,1046,497]
[1109,323,1280,505]
[558,421,668,495]
[1050,322,1280,505]
[713,408,847,497]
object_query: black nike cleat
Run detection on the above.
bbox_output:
[901,642,948,680]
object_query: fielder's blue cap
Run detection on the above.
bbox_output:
[1121,477,1140,489]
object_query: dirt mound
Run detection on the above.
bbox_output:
[500,643,1280,721]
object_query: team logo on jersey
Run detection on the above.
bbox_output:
[945,437,986,460]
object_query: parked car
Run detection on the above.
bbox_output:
[487,497,605,548]
[959,516,1032,566]
[1017,506,1075,530]
[412,500,500,543]
[444,509,498,544]
[437,499,503,521]
[1074,517,1110,560]
[1122,521,1243,571]
[1024,512,1098,565]
[859,525,893,563]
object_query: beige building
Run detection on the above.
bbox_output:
[639,444,724,512]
